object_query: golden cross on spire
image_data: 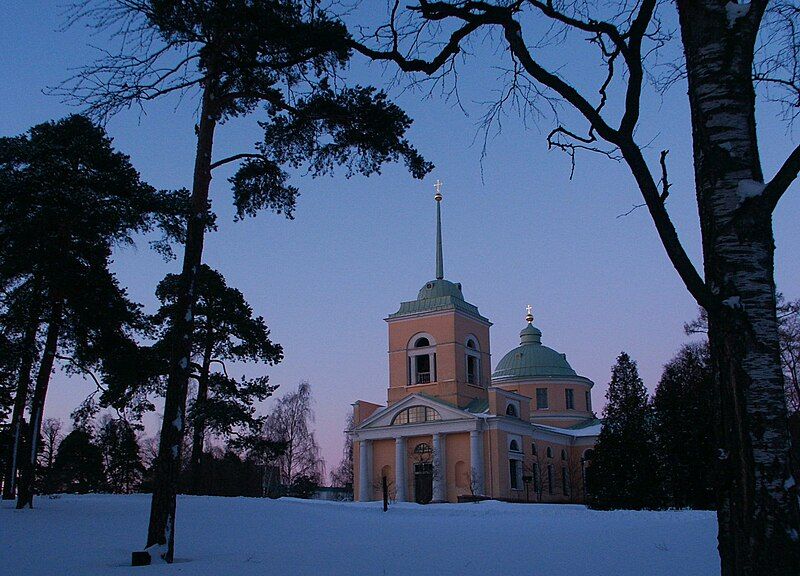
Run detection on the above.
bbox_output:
[525,305,534,324]
[434,179,443,201]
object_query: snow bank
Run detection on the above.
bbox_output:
[1,494,719,575]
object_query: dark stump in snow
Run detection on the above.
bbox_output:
[131,551,151,566]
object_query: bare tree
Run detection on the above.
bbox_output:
[352,2,800,572]
[38,418,63,473]
[778,298,800,412]
[265,381,324,490]
[329,413,354,489]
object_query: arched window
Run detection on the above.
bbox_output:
[509,439,521,453]
[531,442,538,456]
[506,403,518,417]
[464,336,481,386]
[392,405,442,425]
[413,443,433,455]
[408,334,436,385]
[561,449,567,461]
[546,447,553,459]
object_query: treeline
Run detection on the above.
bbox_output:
[588,300,800,510]
[0,115,339,507]
[0,379,327,499]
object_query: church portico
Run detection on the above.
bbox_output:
[350,183,601,504]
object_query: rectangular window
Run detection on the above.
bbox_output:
[509,459,521,490]
[565,388,575,410]
[466,355,476,384]
[536,388,549,410]
[415,354,431,384]
[585,391,592,412]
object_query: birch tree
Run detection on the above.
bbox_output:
[352,2,800,573]
[265,381,324,489]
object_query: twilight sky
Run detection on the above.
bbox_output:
[3,1,799,472]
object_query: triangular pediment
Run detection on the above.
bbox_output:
[356,394,478,430]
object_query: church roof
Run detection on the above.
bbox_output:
[387,279,489,322]
[387,185,488,323]
[492,320,578,381]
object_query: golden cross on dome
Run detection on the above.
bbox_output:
[525,305,534,324]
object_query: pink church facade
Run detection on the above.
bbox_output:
[349,190,600,504]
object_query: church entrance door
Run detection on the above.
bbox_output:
[414,462,433,504]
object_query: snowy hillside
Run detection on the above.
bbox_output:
[1,495,719,575]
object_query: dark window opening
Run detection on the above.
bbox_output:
[466,355,478,384]
[415,354,431,384]
[565,388,575,410]
[506,403,518,417]
[510,459,520,490]
[536,388,549,410]
[414,337,430,348]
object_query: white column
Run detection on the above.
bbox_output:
[358,440,372,501]
[470,430,485,496]
[395,437,407,502]
[432,432,446,502]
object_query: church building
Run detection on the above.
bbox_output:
[349,184,601,504]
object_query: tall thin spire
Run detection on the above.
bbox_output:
[434,180,444,280]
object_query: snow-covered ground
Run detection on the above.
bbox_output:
[1,494,719,575]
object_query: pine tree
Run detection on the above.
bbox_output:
[652,343,716,510]
[62,1,431,560]
[51,426,105,494]
[152,265,281,493]
[587,352,661,510]
[0,115,184,507]
[98,417,146,493]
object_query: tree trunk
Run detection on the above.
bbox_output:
[2,316,39,500]
[189,335,213,494]
[677,3,800,574]
[145,81,218,563]
[15,299,62,509]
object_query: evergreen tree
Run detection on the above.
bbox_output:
[652,343,716,510]
[51,427,105,494]
[98,417,146,493]
[152,265,281,493]
[63,1,431,559]
[587,352,661,510]
[0,115,184,507]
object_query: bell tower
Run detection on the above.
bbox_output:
[385,182,491,409]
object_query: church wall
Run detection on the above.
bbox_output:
[353,400,383,426]
[495,379,593,428]
[369,438,396,501]
[444,432,471,502]
[386,312,490,409]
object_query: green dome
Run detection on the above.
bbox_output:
[493,323,577,380]
[417,279,464,300]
